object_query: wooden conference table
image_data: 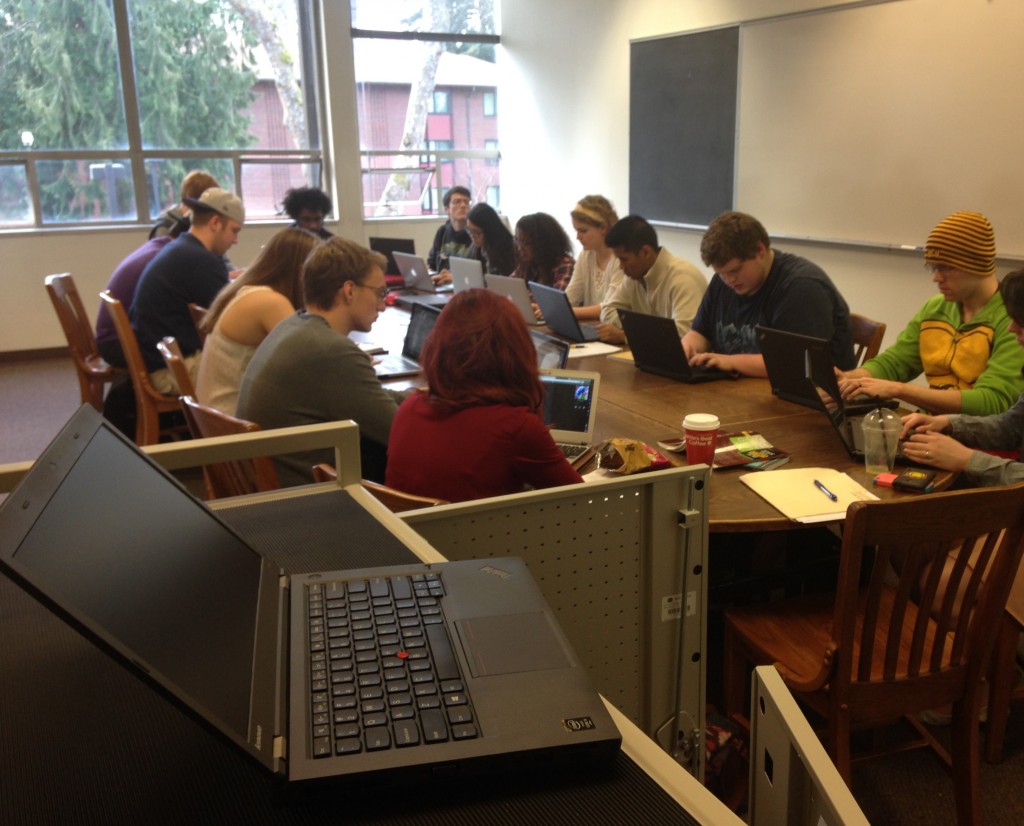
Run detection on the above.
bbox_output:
[362,300,943,533]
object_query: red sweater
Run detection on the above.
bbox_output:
[386,392,583,503]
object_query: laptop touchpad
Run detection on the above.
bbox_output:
[455,613,572,677]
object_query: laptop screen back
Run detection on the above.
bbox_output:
[539,370,599,443]
[531,329,570,369]
[368,237,416,276]
[757,325,839,410]
[2,413,261,739]
[449,257,485,291]
[402,303,442,361]
[529,282,583,340]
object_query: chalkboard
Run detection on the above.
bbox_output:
[630,0,1024,255]
[628,27,738,228]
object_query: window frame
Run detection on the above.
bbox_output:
[0,0,329,231]
[350,9,501,220]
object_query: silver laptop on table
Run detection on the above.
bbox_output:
[485,274,544,326]
[539,368,601,468]
[449,257,486,293]
[530,282,599,342]
[373,302,441,380]
[0,405,621,795]
[393,251,452,294]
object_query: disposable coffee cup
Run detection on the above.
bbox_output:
[682,413,720,467]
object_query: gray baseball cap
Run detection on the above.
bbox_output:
[184,187,245,225]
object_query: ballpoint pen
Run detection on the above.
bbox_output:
[813,479,838,502]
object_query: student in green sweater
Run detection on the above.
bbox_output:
[838,211,1024,416]
[900,268,1024,482]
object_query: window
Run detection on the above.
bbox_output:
[0,0,325,228]
[483,91,497,117]
[351,0,501,218]
[428,91,451,115]
[484,139,499,166]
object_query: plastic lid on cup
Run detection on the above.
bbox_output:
[682,413,720,431]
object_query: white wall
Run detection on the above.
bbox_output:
[496,0,979,351]
[0,0,999,355]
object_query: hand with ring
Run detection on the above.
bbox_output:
[902,430,973,472]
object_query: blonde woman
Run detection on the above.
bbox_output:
[564,195,624,320]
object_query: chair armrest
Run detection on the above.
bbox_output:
[0,420,363,494]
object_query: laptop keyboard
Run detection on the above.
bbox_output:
[307,573,480,758]
[559,443,589,462]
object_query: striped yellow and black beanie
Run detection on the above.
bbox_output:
[924,211,996,277]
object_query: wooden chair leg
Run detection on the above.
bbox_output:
[951,697,983,826]
[986,613,1022,763]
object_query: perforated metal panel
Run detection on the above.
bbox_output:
[402,466,711,778]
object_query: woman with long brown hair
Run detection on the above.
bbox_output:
[512,211,575,290]
[386,289,583,502]
[195,227,320,414]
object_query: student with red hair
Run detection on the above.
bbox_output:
[386,289,583,502]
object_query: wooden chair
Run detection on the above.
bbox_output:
[99,291,187,446]
[985,609,1024,763]
[723,483,1024,826]
[156,336,197,399]
[850,312,886,365]
[44,273,123,411]
[179,396,280,498]
[188,303,208,344]
[311,463,449,512]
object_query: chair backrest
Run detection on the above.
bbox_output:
[310,463,449,512]
[828,483,1024,720]
[44,273,100,363]
[156,336,197,398]
[45,273,117,411]
[188,303,208,344]
[179,396,280,498]
[100,291,157,396]
[850,312,886,365]
[99,290,183,445]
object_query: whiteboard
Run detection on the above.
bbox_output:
[736,0,1024,255]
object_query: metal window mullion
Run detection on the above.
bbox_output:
[349,28,499,45]
[24,157,42,228]
[111,0,150,223]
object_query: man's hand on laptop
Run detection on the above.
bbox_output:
[596,323,626,345]
[688,350,729,370]
[432,270,453,285]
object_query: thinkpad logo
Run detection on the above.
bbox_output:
[479,564,512,580]
[562,716,596,733]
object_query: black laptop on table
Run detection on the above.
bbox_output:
[368,237,416,288]
[0,405,620,794]
[530,282,599,342]
[617,309,733,383]
[373,302,441,380]
[757,325,905,461]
